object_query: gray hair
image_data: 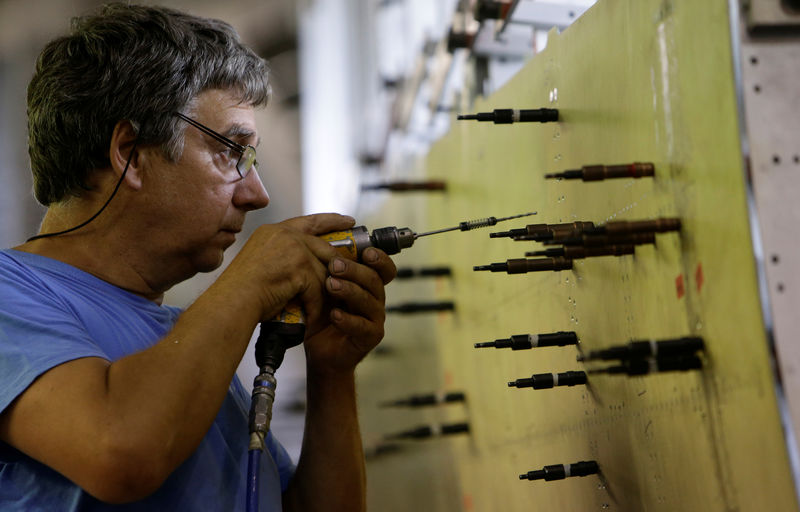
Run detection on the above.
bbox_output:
[27,2,271,206]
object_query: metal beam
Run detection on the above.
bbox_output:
[502,0,590,32]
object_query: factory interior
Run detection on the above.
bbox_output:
[1,0,800,510]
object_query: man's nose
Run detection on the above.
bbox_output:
[234,169,270,211]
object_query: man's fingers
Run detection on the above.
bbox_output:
[242,224,335,324]
[278,213,363,264]
[280,213,356,236]
[328,307,384,351]
[359,248,396,285]
[245,215,395,331]
[325,275,385,321]
[328,258,383,302]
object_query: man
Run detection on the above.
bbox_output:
[0,3,395,511]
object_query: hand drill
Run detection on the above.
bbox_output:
[247,212,536,452]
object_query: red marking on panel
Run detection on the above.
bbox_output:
[695,263,705,293]
[445,371,454,387]
[462,493,474,511]
[676,274,685,299]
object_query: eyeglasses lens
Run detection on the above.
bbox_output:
[237,145,257,178]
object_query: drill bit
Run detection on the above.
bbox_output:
[473,257,573,274]
[475,331,578,350]
[361,180,447,192]
[587,354,703,376]
[577,336,705,362]
[457,108,559,124]
[542,232,656,247]
[395,266,453,279]
[519,461,599,482]
[491,221,594,240]
[525,245,635,259]
[583,218,682,236]
[508,371,587,389]
[380,391,466,408]
[415,211,537,238]
[383,422,470,441]
[339,212,537,258]
[544,162,655,181]
[385,301,455,314]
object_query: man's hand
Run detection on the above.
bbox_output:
[282,244,396,512]
[304,246,396,376]
[220,213,359,328]
[224,212,397,373]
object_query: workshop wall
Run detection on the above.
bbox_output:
[356,0,799,510]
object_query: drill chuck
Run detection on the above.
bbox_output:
[323,225,415,258]
[369,226,416,255]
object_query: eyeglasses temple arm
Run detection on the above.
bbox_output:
[174,112,246,152]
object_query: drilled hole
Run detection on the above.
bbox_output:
[750,56,758,65]
[778,283,785,293]
[794,155,799,164]
[773,155,781,164]
[772,254,780,264]
[754,85,762,93]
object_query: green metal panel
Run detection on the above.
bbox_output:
[359,0,798,510]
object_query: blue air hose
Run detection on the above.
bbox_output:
[246,448,261,512]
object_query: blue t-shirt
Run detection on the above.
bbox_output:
[0,249,295,511]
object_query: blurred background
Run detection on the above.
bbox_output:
[0,0,593,465]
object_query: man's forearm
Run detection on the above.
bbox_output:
[102,276,263,479]
[0,275,265,502]
[284,370,366,512]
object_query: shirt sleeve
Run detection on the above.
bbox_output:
[0,268,108,415]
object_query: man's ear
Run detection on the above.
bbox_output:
[109,120,143,190]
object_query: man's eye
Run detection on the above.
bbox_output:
[219,148,238,165]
